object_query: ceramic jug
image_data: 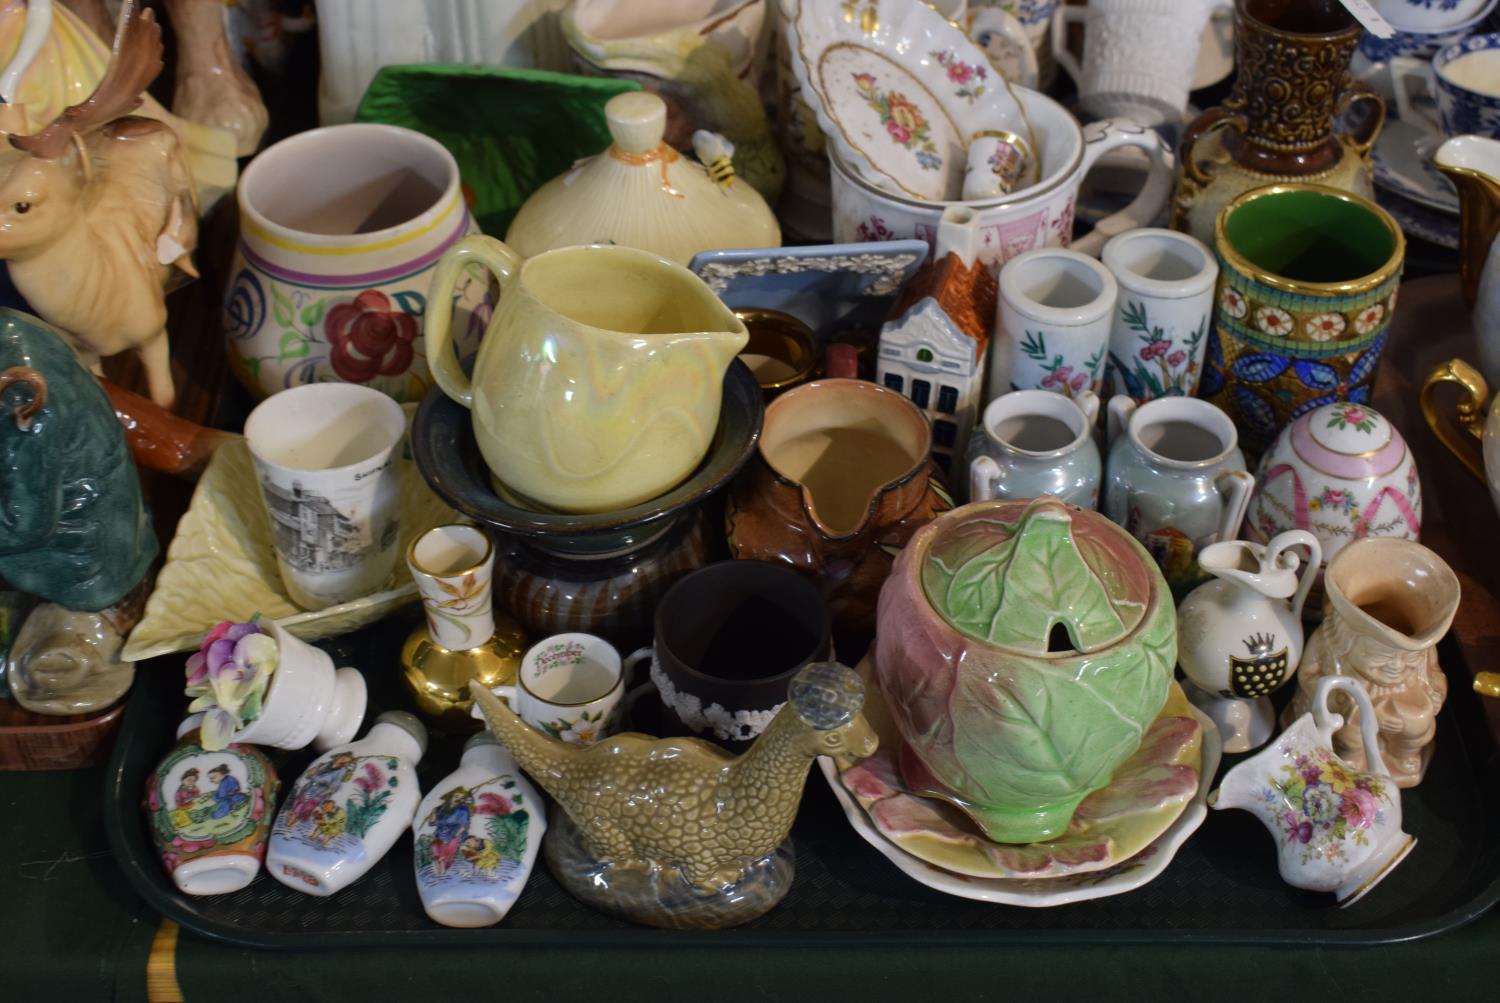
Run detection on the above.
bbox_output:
[1172,0,1385,246]
[1210,676,1415,907]
[1283,538,1460,788]
[1103,395,1254,596]
[267,711,428,896]
[725,378,951,653]
[1178,530,1321,753]
[967,389,1101,506]
[1435,135,1500,388]
[1422,357,1500,521]
[423,235,749,514]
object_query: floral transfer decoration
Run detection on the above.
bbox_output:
[1109,301,1205,401]
[930,49,987,102]
[1017,329,1102,395]
[538,707,608,746]
[1256,743,1391,865]
[274,753,400,853]
[415,778,531,887]
[853,72,942,171]
[421,567,492,648]
[1326,405,1377,434]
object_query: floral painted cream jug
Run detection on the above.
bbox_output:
[1177,529,1321,753]
[1209,676,1414,907]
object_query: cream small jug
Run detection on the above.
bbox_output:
[1177,529,1321,753]
[1209,676,1415,907]
[423,236,749,514]
[1103,395,1253,596]
[967,388,1101,506]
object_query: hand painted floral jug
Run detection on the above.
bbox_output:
[1210,676,1414,907]
[1171,0,1385,246]
[1436,136,1500,389]
[875,497,1177,844]
[1177,529,1320,753]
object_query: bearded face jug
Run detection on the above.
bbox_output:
[423,236,749,514]
[874,497,1177,843]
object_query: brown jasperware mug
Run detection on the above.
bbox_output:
[630,561,833,750]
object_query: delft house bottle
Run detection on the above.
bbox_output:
[412,731,545,927]
[267,710,427,895]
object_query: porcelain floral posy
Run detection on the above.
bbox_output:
[1211,676,1415,907]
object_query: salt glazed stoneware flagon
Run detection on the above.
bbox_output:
[875,497,1177,844]
[1211,675,1415,907]
[471,660,877,929]
[268,711,428,896]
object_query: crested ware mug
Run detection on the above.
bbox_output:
[989,248,1118,400]
[423,235,749,514]
[1209,675,1415,907]
[1100,228,1219,403]
[966,388,1101,506]
[831,86,1173,267]
[1103,394,1253,596]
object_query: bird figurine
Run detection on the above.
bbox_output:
[470,660,877,929]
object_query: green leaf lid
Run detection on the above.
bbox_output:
[920,497,1157,654]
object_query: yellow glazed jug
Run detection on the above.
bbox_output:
[424,236,748,513]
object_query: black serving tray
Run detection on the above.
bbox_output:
[106,612,1500,947]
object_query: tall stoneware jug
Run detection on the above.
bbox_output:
[1171,0,1385,246]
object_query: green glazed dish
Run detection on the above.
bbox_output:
[355,65,640,236]
[875,497,1176,844]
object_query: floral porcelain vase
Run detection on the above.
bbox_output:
[875,497,1177,844]
[1172,0,1385,247]
[412,732,545,928]
[1283,538,1460,788]
[225,123,484,402]
[143,721,280,895]
[1246,403,1422,569]
[1210,675,1415,907]
[267,711,427,896]
[725,378,952,653]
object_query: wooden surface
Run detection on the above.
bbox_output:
[1373,272,1500,747]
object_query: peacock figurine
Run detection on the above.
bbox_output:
[470,660,877,929]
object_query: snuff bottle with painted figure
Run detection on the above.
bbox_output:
[267,711,427,896]
[1177,530,1321,753]
[1210,676,1414,907]
[412,732,545,928]
[143,720,279,895]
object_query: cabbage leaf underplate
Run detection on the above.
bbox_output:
[821,657,1217,901]
[123,405,461,662]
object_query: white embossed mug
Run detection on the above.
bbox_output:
[989,248,1118,400]
[1052,0,1231,127]
[832,86,1173,268]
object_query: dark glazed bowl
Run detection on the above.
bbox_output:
[412,359,763,555]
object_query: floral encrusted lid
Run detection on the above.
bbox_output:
[1295,403,1405,477]
[919,497,1158,654]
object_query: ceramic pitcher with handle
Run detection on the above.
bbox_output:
[1209,675,1415,907]
[1435,135,1500,388]
[423,236,748,515]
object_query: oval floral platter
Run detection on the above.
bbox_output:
[818,658,1223,906]
[786,0,1034,202]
